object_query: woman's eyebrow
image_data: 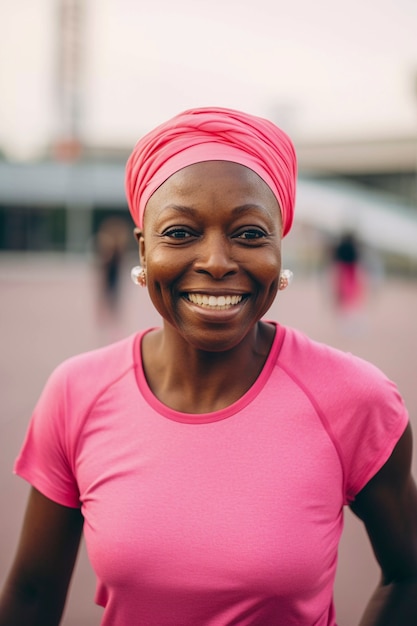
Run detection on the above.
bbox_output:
[159,204,197,217]
[156,203,275,223]
[161,203,270,215]
[231,203,272,215]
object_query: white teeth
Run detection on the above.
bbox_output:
[187,294,243,308]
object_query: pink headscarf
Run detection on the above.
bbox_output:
[125,106,297,236]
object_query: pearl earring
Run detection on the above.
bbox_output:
[131,265,147,287]
[279,269,293,291]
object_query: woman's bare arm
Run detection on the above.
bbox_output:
[351,423,417,626]
[0,487,83,626]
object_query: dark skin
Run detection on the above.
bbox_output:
[0,489,83,626]
[353,422,417,625]
[1,161,416,625]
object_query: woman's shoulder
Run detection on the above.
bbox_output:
[44,331,147,398]
[276,324,408,502]
[277,324,395,396]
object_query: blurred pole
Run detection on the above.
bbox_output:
[413,69,417,209]
[54,0,91,253]
[57,0,84,146]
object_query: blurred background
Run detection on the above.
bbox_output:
[1,1,417,624]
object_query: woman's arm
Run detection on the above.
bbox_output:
[0,487,83,626]
[350,423,417,626]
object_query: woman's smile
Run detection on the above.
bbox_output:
[185,293,245,309]
[182,291,249,324]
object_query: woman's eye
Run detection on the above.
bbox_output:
[237,229,266,240]
[163,228,193,239]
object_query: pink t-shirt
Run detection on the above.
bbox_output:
[14,323,408,626]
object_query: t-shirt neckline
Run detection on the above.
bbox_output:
[133,322,285,424]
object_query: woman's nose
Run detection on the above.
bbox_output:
[194,234,238,279]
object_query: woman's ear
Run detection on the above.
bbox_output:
[133,228,146,266]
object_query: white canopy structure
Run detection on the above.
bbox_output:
[296,178,417,260]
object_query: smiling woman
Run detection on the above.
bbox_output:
[1,107,417,626]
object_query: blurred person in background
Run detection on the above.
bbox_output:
[0,107,416,626]
[93,216,130,338]
[331,230,365,309]
[329,229,368,332]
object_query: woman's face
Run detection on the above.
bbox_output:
[139,160,282,352]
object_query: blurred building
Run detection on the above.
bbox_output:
[1,140,416,274]
[297,135,417,207]
[0,0,417,273]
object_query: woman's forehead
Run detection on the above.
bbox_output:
[148,161,280,205]
[144,161,282,229]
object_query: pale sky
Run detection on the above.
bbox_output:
[1,0,417,159]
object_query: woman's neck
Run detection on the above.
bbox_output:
[141,321,276,414]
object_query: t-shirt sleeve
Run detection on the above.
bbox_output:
[14,361,81,508]
[280,327,410,506]
[325,355,409,504]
